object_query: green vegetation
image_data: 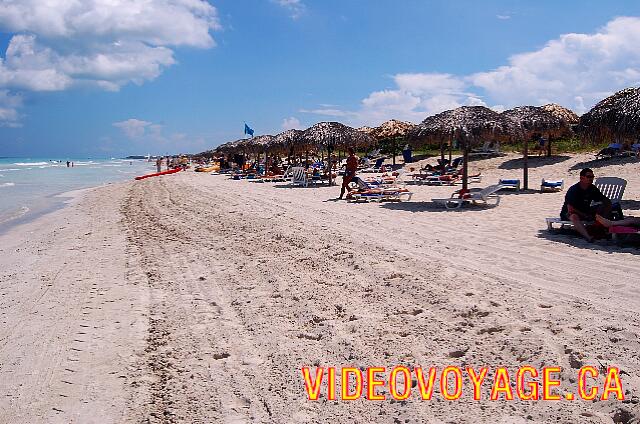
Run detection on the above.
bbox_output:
[357,136,612,159]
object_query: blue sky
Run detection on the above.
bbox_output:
[1,0,640,157]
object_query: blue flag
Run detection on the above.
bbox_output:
[244,123,254,136]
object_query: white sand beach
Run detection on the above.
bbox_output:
[1,153,639,423]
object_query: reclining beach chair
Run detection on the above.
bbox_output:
[595,146,621,160]
[347,177,413,202]
[541,178,564,192]
[289,166,309,187]
[545,176,627,230]
[432,184,504,209]
[498,178,520,190]
[595,177,626,208]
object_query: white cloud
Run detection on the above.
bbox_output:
[0,0,219,91]
[303,73,486,127]
[113,118,152,138]
[394,73,466,95]
[271,0,305,20]
[0,0,220,47]
[281,116,301,130]
[112,118,204,152]
[302,16,640,125]
[470,16,640,113]
[0,0,220,122]
[496,14,511,20]
[0,89,23,127]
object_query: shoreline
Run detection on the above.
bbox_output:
[1,153,639,423]
[0,157,152,234]
[0,183,120,236]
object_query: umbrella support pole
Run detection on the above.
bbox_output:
[462,140,469,191]
[392,139,396,166]
[523,139,529,190]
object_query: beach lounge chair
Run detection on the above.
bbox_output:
[470,141,501,158]
[498,179,520,190]
[541,178,564,192]
[289,166,309,187]
[595,177,626,207]
[431,184,504,209]
[609,225,640,244]
[349,187,413,202]
[347,176,413,202]
[546,176,627,230]
[595,143,623,160]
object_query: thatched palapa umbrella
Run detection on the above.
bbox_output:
[248,134,275,170]
[369,119,416,166]
[501,104,577,189]
[302,121,375,185]
[409,106,517,190]
[540,104,579,156]
[577,87,640,144]
[273,129,307,163]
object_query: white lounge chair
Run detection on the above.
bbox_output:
[595,177,626,207]
[289,166,309,187]
[432,184,504,209]
[348,176,413,202]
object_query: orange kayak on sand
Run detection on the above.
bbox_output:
[134,168,181,180]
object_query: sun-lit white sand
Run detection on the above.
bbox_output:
[1,152,638,423]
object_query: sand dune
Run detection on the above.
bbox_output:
[0,153,638,423]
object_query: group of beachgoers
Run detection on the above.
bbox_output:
[155,156,189,172]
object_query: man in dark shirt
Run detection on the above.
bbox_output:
[560,168,611,242]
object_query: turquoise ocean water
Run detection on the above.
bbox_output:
[0,157,155,231]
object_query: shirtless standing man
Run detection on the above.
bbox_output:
[339,148,359,199]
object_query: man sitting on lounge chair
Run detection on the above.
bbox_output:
[560,168,611,242]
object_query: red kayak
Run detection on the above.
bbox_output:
[134,168,181,180]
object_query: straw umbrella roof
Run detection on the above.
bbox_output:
[369,119,416,140]
[248,134,275,153]
[357,126,374,135]
[302,121,375,150]
[216,139,243,154]
[408,106,518,147]
[272,128,306,153]
[225,138,251,155]
[577,87,640,142]
[501,104,577,138]
[542,103,579,126]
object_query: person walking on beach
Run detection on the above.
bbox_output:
[560,168,611,242]
[339,148,359,199]
[156,157,162,172]
[66,161,70,167]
